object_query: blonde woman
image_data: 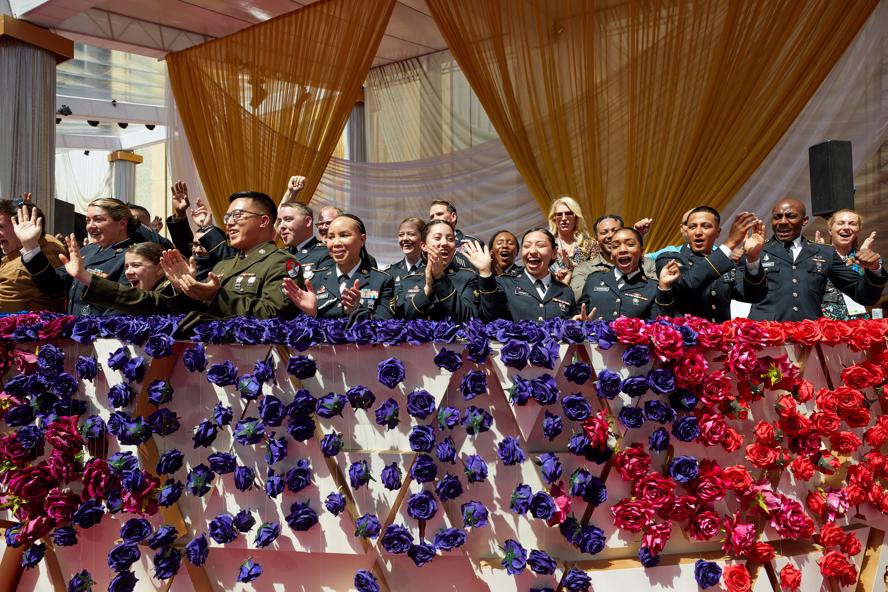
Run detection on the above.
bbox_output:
[547,195,599,275]
[816,209,877,320]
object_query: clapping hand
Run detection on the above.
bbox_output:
[743,220,766,262]
[191,198,212,229]
[658,259,681,289]
[340,279,362,314]
[177,272,223,301]
[171,181,189,218]
[463,241,493,277]
[58,234,92,286]
[283,277,318,316]
[855,248,882,272]
[554,268,571,285]
[12,204,43,251]
[160,249,195,291]
[633,218,653,236]
[814,230,825,245]
[151,215,164,234]
[724,212,757,251]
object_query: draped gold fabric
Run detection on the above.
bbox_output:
[427,0,877,249]
[166,0,395,221]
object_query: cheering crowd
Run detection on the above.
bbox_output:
[0,175,885,332]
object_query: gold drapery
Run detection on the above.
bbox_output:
[167,0,395,221]
[426,0,877,249]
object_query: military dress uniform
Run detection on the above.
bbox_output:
[311,265,395,320]
[578,269,675,320]
[570,254,657,301]
[83,241,302,334]
[398,262,500,322]
[656,245,767,323]
[287,236,333,280]
[495,271,576,321]
[749,237,887,321]
[23,237,135,315]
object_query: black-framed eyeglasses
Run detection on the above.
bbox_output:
[222,209,264,225]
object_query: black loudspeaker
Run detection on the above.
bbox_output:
[809,140,854,218]
[74,212,87,245]
[53,199,75,236]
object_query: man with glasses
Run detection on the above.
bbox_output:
[316,205,343,244]
[0,195,66,312]
[78,191,308,335]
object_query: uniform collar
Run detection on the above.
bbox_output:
[294,236,316,252]
[524,268,551,289]
[613,267,641,282]
[337,261,362,280]
[239,241,275,259]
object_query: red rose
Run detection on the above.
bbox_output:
[45,487,81,522]
[700,370,732,407]
[642,521,673,555]
[693,474,727,503]
[747,542,775,563]
[753,421,778,446]
[841,533,861,556]
[815,388,839,412]
[779,410,812,437]
[745,443,778,469]
[683,317,726,349]
[18,516,55,546]
[37,316,75,340]
[611,498,655,533]
[582,410,611,451]
[722,465,753,492]
[733,320,769,348]
[771,497,815,539]
[688,510,721,541]
[864,416,888,448]
[673,353,708,387]
[0,434,38,465]
[649,323,684,360]
[723,565,751,592]
[613,444,651,482]
[611,317,649,344]
[843,406,871,429]
[818,522,846,548]
[829,431,862,455]
[819,319,853,344]
[698,413,727,446]
[82,458,118,500]
[818,550,856,585]
[811,410,841,436]
[4,465,55,506]
[721,427,743,452]
[795,379,814,402]
[779,564,802,591]
[726,343,759,375]
[786,320,822,345]
[789,455,815,481]
[631,473,676,510]
[843,483,867,506]
[659,494,697,522]
[45,451,75,484]
[841,363,882,390]
[45,416,84,458]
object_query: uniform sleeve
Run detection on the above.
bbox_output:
[205,255,300,320]
[21,248,70,296]
[650,286,676,318]
[827,251,887,306]
[731,259,768,303]
[370,276,395,320]
[132,225,174,249]
[659,249,733,297]
[570,262,594,301]
[199,226,237,266]
[562,287,578,318]
[476,274,504,322]
[82,275,199,315]
[166,216,194,255]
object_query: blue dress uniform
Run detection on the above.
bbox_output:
[577,269,675,320]
[287,236,333,280]
[656,245,767,322]
[385,258,426,288]
[312,265,395,320]
[749,238,887,321]
[399,262,500,322]
[495,271,576,321]
[23,237,135,315]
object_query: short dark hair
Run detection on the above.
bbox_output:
[593,214,624,235]
[127,241,165,264]
[488,229,517,251]
[613,226,644,248]
[400,217,426,235]
[430,200,457,216]
[422,219,454,241]
[279,201,313,220]
[229,191,277,224]
[687,206,721,226]
[521,227,556,250]
[0,198,46,236]
[127,204,150,217]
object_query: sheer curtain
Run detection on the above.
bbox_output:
[54,149,112,213]
[426,0,878,249]
[166,0,395,221]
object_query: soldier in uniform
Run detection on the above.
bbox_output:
[283,214,394,321]
[655,207,767,322]
[489,230,521,276]
[61,191,307,335]
[385,217,426,288]
[578,228,680,320]
[0,198,66,313]
[749,198,886,321]
[395,219,500,322]
[165,180,236,274]
[429,200,479,270]
[16,197,138,315]
[570,214,657,301]
[495,228,576,321]
[276,200,333,279]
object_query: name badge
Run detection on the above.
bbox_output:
[593,286,609,292]
[514,287,532,297]
[762,261,775,268]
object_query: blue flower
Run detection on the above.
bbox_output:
[497,436,526,465]
[564,361,592,384]
[530,373,559,405]
[152,547,181,580]
[253,357,275,382]
[409,425,436,453]
[672,415,700,442]
[381,462,402,490]
[349,460,373,489]
[75,356,98,381]
[509,375,532,406]
[265,434,288,465]
[406,389,436,419]
[410,454,438,483]
[436,437,456,464]
[285,458,312,493]
[537,452,562,484]
[618,406,645,429]
[434,347,463,371]
[595,369,622,399]
[212,402,232,426]
[107,451,138,473]
[158,479,183,506]
[107,542,140,572]
[530,491,556,520]
[374,398,400,430]
[500,339,530,369]
[315,392,347,418]
[191,420,218,448]
[670,388,698,411]
[259,395,287,426]
[156,449,184,475]
[435,473,463,502]
[346,385,375,410]
[147,408,180,436]
[319,432,342,458]
[461,500,488,528]
[52,526,77,547]
[563,567,591,591]
[529,337,559,369]
[355,513,381,539]
[21,542,45,569]
[694,559,722,589]
[108,383,134,408]
[561,393,592,421]
[234,466,255,491]
[407,490,437,521]
[107,346,130,370]
[147,524,179,549]
[108,571,137,592]
[459,370,488,400]
[287,415,316,442]
[510,483,532,514]
[407,542,436,567]
[644,399,676,424]
[668,455,699,484]
[434,527,466,551]
[622,344,651,367]
[144,334,174,358]
[147,380,173,406]
[577,524,605,555]
[66,570,94,592]
[528,549,557,574]
[463,454,488,483]
[185,464,214,497]
[185,534,208,566]
[120,518,152,543]
[648,427,670,453]
[377,357,406,389]
[237,374,262,400]
[543,411,563,440]
[207,361,237,386]
[237,559,262,583]
[354,569,380,592]
[648,367,676,394]
[254,522,281,548]
[287,355,316,378]
[285,501,318,532]
[464,332,490,363]
[324,492,346,516]
[501,539,527,575]
[122,356,145,383]
[72,499,104,529]
[233,418,265,445]
[621,375,649,397]
[639,546,661,567]
[437,405,461,430]
[381,524,413,554]
[461,406,493,435]
[183,344,207,372]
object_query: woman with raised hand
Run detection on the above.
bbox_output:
[496,228,576,321]
[547,196,598,277]
[15,197,138,315]
[123,242,168,291]
[817,209,876,320]
[489,229,520,276]
[395,219,501,322]
[577,227,680,320]
[283,214,394,320]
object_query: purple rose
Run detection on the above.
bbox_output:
[206,361,237,386]
[564,362,592,384]
[265,434,288,465]
[529,337,559,369]
[694,559,722,589]
[144,334,174,358]
[408,542,436,567]
[649,427,670,452]
[433,527,466,551]
[500,339,530,369]
[377,357,406,389]
[618,406,645,429]
[147,408,179,436]
[577,524,605,554]
[237,559,262,583]
[52,527,77,547]
[542,411,563,440]
[182,344,207,373]
[346,385,376,410]
[108,571,136,592]
[497,436,526,466]
[237,374,261,400]
[463,454,488,483]
[286,355,316,379]
[192,420,218,448]
[435,473,463,502]
[528,549,556,575]
[406,389,436,419]
[319,432,342,458]
[108,383,134,408]
[410,454,438,483]
[644,400,675,424]
[122,356,145,383]
[436,406,460,430]
[461,500,488,528]
[672,416,700,442]
[234,466,255,491]
[621,375,649,397]
[212,403,232,426]
[648,367,676,394]
[461,406,493,436]
[434,348,463,372]
[381,524,413,554]
[374,398,399,430]
[185,464,214,497]
[285,458,312,493]
[349,460,373,489]
[354,570,380,592]
[381,462,402,490]
[107,346,130,370]
[459,370,488,400]
[408,425,436,453]
[158,479,183,506]
[316,392,347,418]
[670,389,698,411]
[561,393,592,421]
[285,501,318,532]
[355,513,381,538]
[67,570,94,592]
[407,490,437,521]
[668,455,699,484]
[147,380,173,406]
[563,567,591,591]
[509,375,532,406]
[75,356,98,381]
[259,395,286,426]
[108,542,140,572]
[536,452,562,484]
[234,509,255,533]
[287,416,315,442]
[530,491,556,520]
[510,484,532,514]
[622,344,651,367]
[501,539,527,575]
[233,418,265,445]
[254,522,280,548]
[72,499,104,529]
[436,436,456,464]
[22,542,46,569]
[639,546,661,567]
[146,524,178,549]
[152,547,181,580]
[156,449,184,475]
[530,374,558,405]
[464,333,490,363]
[324,492,346,516]
[595,369,622,399]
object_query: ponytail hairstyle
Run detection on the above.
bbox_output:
[334,214,374,268]
[89,197,139,235]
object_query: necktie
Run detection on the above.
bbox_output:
[534,279,546,299]
[339,274,350,294]
[784,241,795,261]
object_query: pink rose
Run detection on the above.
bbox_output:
[770,496,815,539]
[4,464,55,505]
[688,510,721,541]
[722,514,757,556]
[673,353,708,387]
[82,458,118,500]
[610,317,648,344]
[45,416,84,458]
[642,521,673,555]
[122,472,160,516]
[581,410,611,452]
[612,498,655,533]
[18,516,55,546]
[726,343,758,375]
[12,350,38,375]
[45,487,81,522]
[649,323,683,361]
[546,481,571,527]
[45,451,75,484]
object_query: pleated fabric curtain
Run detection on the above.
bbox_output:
[166,0,395,221]
[427,0,877,249]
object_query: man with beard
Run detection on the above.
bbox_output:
[569,214,657,300]
[749,198,886,321]
[655,207,767,322]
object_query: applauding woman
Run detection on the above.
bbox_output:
[283,214,394,320]
[578,228,680,320]
[547,196,598,276]
[496,228,576,321]
[819,209,876,320]
[396,220,500,322]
